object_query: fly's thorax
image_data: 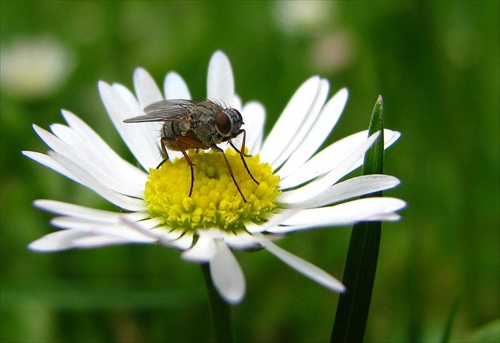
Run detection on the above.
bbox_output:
[189,102,225,145]
[191,101,221,121]
[194,118,221,146]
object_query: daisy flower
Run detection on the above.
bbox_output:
[24,51,405,304]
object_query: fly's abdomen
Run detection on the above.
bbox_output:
[162,120,193,140]
[162,121,178,141]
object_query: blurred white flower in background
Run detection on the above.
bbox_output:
[1,36,75,100]
[274,1,335,34]
[309,30,356,73]
[273,2,355,73]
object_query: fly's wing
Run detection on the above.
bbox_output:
[123,99,196,123]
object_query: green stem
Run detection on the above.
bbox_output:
[331,96,385,342]
[201,264,234,343]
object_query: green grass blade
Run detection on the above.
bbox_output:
[331,96,384,342]
[440,297,460,343]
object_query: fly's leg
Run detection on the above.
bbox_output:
[175,140,196,197]
[230,130,259,185]
[157,137,170,168]
[160,137,195,197]
[212,145,247,202]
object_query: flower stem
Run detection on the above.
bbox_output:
[331,96,385,342]
[201,263,234,343]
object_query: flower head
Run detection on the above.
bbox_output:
[24,51,405,304]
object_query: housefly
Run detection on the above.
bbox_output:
[124,99,259,202]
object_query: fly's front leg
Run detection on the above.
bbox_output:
[232,129,259,185]
[212,145,247,203]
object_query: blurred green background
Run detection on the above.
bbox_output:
[1,1,498,342]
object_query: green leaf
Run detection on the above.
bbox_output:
[440,297,460,343]
[201,264,234,343]
[331,96,384,343]
[467,318,500,343]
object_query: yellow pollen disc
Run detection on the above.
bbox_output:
[144,149,281,232]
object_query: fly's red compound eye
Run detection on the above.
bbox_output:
[215,111,232,136]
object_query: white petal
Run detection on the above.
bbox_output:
[49,152,146,211]
[133,67,163,108]
[168,232,194,250]
[384,129,401,148]
[277,88,348,178]
[207,51,235,105]
[182,235,217,262]
[34,199,147,223]
[70,235,148,248]
[46,123,143,197]
[369,213,401,221]
[245,209,300,234]
[342,130,401,177]
[61,110,148,187]
[279,131,370,189]
[115,83,182,162]
[280,129,399,189]
[99,81,161,170]
[223,230,261,249]
[255,233,345,293]
[34,123,63,149]
[210,240,246,304]
[285,174,401,208]
[148,227,182,240]
[29,227,151,251]
[118,218,197,250]
[198,228,225,240]
[130,217,164,229]
[269,197,407,233]
[31,125,77,172]
[242,101,265,154]
[115,82,167,161]
[23,151,78,182]
[50,217,156,242]
[280,132,380,203]
[146,226,194,250]
[232,94,242,111]
[29,230,90,251]
[260,76,324,168]
[272,79,330,170]
[164,72,191,100]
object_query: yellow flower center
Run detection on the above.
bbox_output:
[144,149,280,232]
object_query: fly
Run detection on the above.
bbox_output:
[124,99,259,202]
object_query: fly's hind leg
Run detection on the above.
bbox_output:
[157,137,170,169]
[158,137,194,196]
[172,137,196,197]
